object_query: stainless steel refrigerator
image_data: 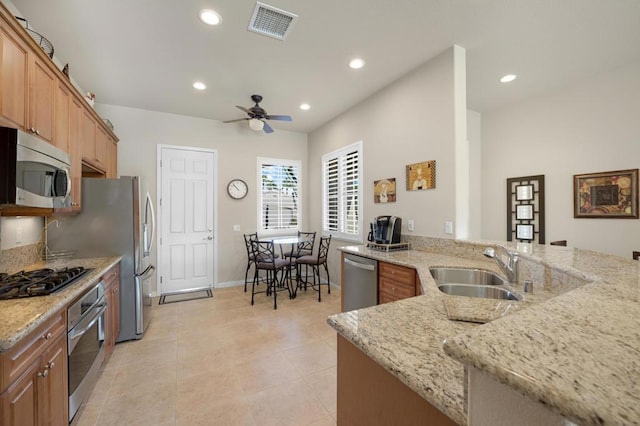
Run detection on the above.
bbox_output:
[47,176,155,342]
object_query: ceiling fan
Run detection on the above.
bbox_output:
[223,94,292,134]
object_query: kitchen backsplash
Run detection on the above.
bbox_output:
[0,242,44,273]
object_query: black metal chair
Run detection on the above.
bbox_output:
[283,231,316,260]
[250,240,293,309]
[243,233,258,292]
[295,235,331,302]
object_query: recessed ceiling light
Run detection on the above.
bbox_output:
[299,103,311,110]
[500,74,517,83]
[349,58,366,70]
[199,9,222,26]
[193,81,207,90]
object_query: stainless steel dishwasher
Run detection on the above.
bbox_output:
[343,253,378,311]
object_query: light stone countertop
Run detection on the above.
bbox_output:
[0,256,122,351]
[327,240,640,425]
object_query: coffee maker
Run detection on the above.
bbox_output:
[368,216,402,244]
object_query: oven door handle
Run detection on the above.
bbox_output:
[68,303,107,352]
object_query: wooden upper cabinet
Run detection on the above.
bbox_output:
[0,24,28,130]
[53,82,70,153]
[28,56,55,143]
[94,125,109,170]
[108,137,118,178]
[81,109,97,164]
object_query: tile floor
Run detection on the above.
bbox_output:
[71,283,341,426]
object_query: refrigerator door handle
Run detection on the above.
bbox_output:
[135,264,155,279]
[144,193,156,256]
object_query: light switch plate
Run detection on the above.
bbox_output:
[233,225,240,231]
[445,221,453,234]
[407,220,414,231]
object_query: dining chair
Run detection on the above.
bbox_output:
[284,231,316,260]
[243,233,258,292]
[295,235,331,302]
[250,240,293,309]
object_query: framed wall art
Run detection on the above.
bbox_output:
[406,160,436,191]
[574,169,638,218]
[374,178,396,203]
[507,174,545,244]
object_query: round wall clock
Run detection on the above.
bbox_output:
[227,179,248,200]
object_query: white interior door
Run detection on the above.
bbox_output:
[159,146,215,294]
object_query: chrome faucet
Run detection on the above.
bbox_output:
[483,245,519,284]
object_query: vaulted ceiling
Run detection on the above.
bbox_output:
[10,0,640,133]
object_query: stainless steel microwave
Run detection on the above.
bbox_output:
[0,127,71,209]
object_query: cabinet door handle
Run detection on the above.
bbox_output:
[37,369,49,378]
[35,129,40,135]
[42,332,52,340]
[71,202,79,207]
[47,361,55,369]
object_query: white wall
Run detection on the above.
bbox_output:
[308,46,467,281]
[467,110,482,241]
[95,104,307,290]
[481,60,640,258]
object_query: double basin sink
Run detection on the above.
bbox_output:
[430,267,522,301]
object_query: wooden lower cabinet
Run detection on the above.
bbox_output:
[378,261,416,304]
[337,335,455,425]
[103,264,121,362]
[0,313,68,426]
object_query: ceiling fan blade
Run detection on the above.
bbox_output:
[262,121,274,134]
[266,114,292,122]
[235,105,251,114]
[223,118,249,123]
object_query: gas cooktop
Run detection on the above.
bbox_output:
[0,267,92,300]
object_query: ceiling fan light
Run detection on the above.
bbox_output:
[193,81,206,90]
[199,9,222,26]
[249,118,264,131]
[299,103,310,110]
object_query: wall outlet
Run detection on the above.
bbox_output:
[15,226,22,244]
[445,221,453,234]
[407,219,415,232]
[233,225,240,232]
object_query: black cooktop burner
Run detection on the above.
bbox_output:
[0,267,92,300]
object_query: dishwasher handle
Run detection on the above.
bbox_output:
[344,257,376,271]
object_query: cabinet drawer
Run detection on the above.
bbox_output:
[102,263,120,286]
[0,310,66,393]
[379,262,415,286]
[379,276,415,301]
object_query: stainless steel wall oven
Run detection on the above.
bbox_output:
[67,281,106,422]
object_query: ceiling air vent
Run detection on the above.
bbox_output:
[248,2,298,41]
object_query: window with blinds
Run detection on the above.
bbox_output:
[257,158,301,233]
[322,142,362,242]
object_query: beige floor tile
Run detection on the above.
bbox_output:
[283,340,337,376]
[303,366,338,418]
[247,377,330,426]
[235,351,301,394]
[308,414,338,426]
[72,284,341,426]
[96,381,176,425]
[176,395,256,426]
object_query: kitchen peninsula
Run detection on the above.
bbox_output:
[328,237,639,425]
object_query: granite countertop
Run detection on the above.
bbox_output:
[328,241,640,425]
[0,256,122,352]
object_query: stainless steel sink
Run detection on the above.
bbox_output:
[429,267,522,301]
[429,267,507,286]
[437,283,522,301]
